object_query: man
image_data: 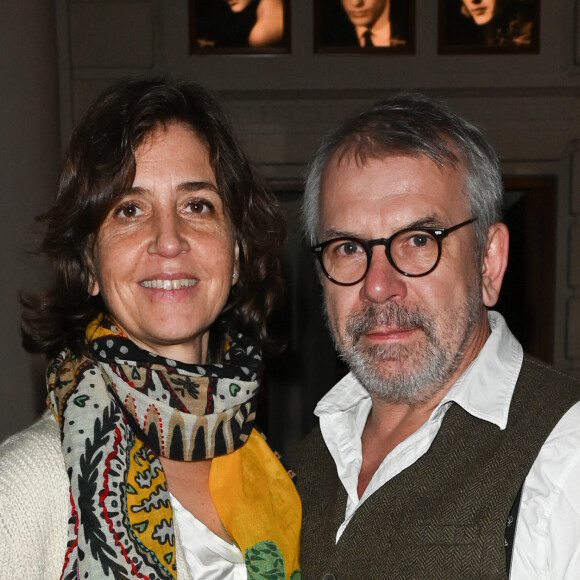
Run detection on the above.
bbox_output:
[295,93,580,578]
[319,0,409,48]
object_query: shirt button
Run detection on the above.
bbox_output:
[322,575,337,580]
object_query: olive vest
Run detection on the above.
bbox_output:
[296,356,580,579]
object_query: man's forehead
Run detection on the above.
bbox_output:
[320,150,460,188]
[318,152,469,224]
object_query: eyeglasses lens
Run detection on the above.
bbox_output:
[322,230,440,284]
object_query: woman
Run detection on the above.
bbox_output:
[225,0,284,47]
[0,77,301,579]
[195,0,284,48]
[446,0,534,47]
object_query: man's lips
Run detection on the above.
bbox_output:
[347,10,370,19]
[363,326,418,341]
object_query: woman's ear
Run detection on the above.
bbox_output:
[231,242,240,286]
[88,272,100,296]
[85,249,100,296]
[481,222,509,308]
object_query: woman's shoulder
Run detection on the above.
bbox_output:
[0,411,62,468]
[0,412,69,578]
[0,411,68,508]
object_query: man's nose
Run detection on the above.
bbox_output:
[360,246,408,304]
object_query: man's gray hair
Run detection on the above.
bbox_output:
[302,92,504,259]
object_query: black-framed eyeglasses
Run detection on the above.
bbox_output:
[311,218,478,286]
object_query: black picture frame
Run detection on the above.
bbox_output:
[314,0,415,54]
[189,0,291,55]
[438,0,540,54]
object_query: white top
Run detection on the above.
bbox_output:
[315,311,580,579]
[170,493,247,579]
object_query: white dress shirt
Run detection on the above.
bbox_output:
[315,311,580,579]
[171,494,247,579]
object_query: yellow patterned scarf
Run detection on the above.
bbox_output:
[47,315,301,579]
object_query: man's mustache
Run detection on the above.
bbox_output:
[346,303,434,343]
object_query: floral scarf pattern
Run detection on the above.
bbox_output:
[47,315,301,579]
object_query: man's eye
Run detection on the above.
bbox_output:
[335,240,363,256]
[408,233,433,248]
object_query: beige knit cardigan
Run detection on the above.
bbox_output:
[0,412,192,578]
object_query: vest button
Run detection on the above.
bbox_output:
[322,575,337,580]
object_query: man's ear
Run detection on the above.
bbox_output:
[481,222,509,308]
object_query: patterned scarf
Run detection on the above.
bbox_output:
[47,315,301,579]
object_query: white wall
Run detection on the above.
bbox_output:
[0,0,60,442]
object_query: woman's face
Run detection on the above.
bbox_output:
[89,123,239,364]
[224,0,253,13]
[461,0,496,25]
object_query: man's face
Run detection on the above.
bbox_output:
[318,153,490,405]
[224,0,253,13]
[462,0,496,25]
[340,0,389,28]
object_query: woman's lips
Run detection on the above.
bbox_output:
[140,278,197,290]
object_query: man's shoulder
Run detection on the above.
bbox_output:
[508,355,580,439]
[293,425,324,462]
[519,355,580,392]
[292,426,333,481]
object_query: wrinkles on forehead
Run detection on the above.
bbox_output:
[328,131,464,174]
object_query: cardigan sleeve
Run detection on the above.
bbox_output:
[0,412,70,579]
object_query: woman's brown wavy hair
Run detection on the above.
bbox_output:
[21,77,286,360]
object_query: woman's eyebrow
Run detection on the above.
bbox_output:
[176,180,220,194]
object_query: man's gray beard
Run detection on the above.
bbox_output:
[330,290,481,406]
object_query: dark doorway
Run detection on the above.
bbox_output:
[496,176,557,363]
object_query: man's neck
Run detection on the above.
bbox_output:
[357,311,492,497]
[357,393,445,497]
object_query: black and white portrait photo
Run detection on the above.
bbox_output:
[315,0,415,53]
[439,0,539,53]
[190,0,289,53]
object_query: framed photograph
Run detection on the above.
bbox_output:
[438,0,539,54]
[189,0,290,54]
[314,0,415,54]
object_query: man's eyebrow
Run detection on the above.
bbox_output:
[318,216,443,241]
[318,227,357,241]
[405,216,441,229]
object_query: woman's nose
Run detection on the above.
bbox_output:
[360,246,408,304]
[148,212,190,258]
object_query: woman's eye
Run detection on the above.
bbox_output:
[114,203,141,219]
[186,198,214,214]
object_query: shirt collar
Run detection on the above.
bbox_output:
[315,310,523,430]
